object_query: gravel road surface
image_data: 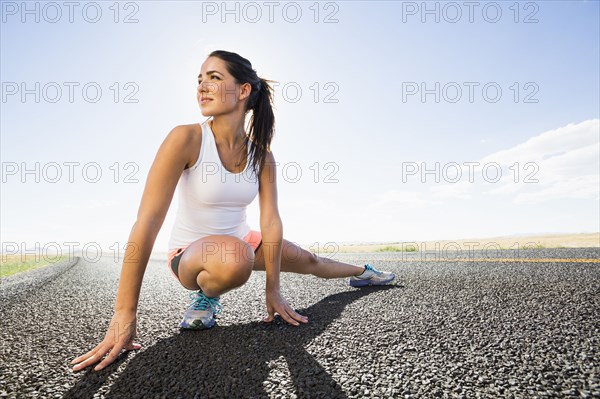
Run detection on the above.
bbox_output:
[1,248,598,398]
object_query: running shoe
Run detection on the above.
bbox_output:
[179,290,223,330]
[348,263,395,287]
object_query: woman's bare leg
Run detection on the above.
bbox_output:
[252,238,365,279]
[178,235,255,296]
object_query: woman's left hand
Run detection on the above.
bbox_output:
[263,288,309,326]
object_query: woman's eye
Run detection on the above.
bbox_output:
[198,76,219,84]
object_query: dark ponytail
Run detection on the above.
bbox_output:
[208,50,276,178]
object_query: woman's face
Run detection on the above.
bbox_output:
[197,56,248,117]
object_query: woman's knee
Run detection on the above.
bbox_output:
[192,235,254,282]
[281,242,320,275]
[215,252,254,287]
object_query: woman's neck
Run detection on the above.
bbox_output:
[209,116,246,150]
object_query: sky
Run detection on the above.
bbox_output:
[1,0,599,258]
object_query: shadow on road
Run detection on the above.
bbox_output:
[65,285,399,398]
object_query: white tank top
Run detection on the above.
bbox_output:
[167,119,259,252]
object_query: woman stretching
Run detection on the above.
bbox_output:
[70,50,395,372]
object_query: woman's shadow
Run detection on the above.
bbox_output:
[66,286,397,398]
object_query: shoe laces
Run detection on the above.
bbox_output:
[189,291,223,315]
[364,263,383,275]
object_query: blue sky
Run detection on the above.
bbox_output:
[1,0,599,257]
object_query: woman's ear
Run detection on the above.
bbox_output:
[239,82,252,100]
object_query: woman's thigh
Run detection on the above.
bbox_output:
[252,238,318,274]
[178,235,255,290]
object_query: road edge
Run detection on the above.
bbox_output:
[0,257,80,302]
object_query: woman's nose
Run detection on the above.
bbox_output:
[199,82,216,94]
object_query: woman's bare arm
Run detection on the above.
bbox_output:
[113,125,195,311]
[71,125,196,372]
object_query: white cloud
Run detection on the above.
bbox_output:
[479,119,599,203]
[514,174,600,204]
[429,181,472,199]
[367,189,443,211]
[479,119,598,165]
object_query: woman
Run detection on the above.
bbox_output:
[70,50,395,372]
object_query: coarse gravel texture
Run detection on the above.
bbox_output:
[0,248,598,398]
[0,256,79,301]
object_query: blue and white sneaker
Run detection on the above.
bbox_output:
[348,263,395,287]
[179,290,223,330]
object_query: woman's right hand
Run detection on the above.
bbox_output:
[70,309,142,372]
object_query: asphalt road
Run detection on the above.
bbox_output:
[1,248,599,398]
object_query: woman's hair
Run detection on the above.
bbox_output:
[208,49,276,178]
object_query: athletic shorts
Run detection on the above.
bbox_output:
[166,230,263,282]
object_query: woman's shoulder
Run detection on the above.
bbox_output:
[167,123,203,146]
[167,123,203,170]
[177,123,202,169]
[171,123,202,137]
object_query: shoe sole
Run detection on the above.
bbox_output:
[348,275,395,287]
[179,317,216,330]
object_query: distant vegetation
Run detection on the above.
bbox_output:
[376,243,547,252]
[375,245,418,252]
[498,244,546,250]
[0,255,71,278]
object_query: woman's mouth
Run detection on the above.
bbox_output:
[200,98,213,104]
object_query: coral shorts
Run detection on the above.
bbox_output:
[166,230,263,282]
